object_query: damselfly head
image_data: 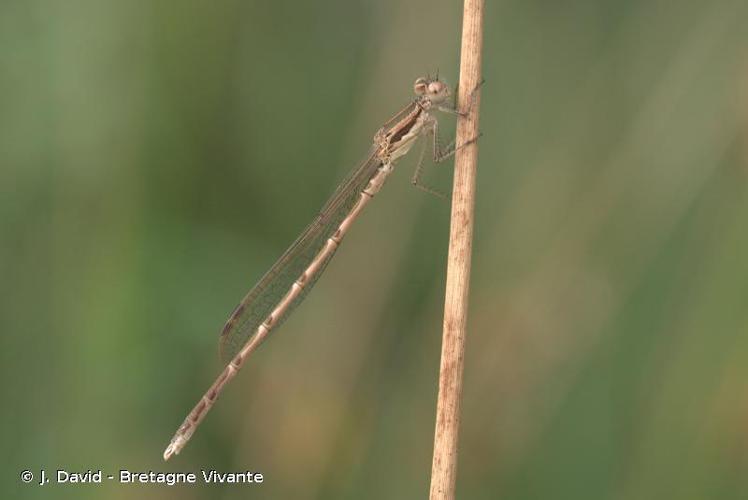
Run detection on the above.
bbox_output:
[413,76,450,104]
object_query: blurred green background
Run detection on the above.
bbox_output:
[3,0,748,499]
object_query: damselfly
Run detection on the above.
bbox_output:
[164,75,479,460]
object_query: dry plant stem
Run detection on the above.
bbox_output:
[429,0,484,499]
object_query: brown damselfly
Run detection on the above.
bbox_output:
[164,75,479,460]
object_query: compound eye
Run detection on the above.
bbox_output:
[414,77,428,95]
